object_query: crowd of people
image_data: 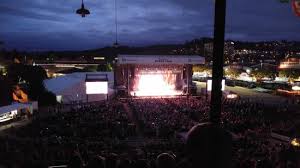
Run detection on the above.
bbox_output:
[0,97,299,168]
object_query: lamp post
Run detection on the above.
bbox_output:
[210,0,227,124]
[76,0,90,17]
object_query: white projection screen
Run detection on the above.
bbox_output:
[86,82,108,94]
[207,79,225,91]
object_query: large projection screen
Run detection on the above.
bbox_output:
[207,79,225,91]
[86,82,108,94]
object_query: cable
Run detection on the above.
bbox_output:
[115,0,118,45]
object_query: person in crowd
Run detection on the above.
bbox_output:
[177,122,232,168]
[156,153,176,168]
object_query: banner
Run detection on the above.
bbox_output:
[118,55,205,65]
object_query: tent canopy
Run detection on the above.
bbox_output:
[44,72,114,95]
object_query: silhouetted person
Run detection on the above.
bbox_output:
[156,153,176,168]
[177,122,232,168]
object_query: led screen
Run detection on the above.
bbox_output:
[86,82,108,94]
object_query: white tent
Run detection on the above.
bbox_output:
[44,72,114,104]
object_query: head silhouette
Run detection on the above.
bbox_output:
[185,122,232,168]
[156,153,176,168]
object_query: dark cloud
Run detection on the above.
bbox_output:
[0,0,299,50]
[0,5,66,22]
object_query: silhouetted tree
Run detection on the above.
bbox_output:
[279,69,300,81]
[6,63,56,106]
[97,63,113,71]
[251,69,276,81]
[0,76,12,106]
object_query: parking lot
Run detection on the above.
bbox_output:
[194,81,298,106]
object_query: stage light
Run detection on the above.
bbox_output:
[132,73,181,96]
[76,0,90,17]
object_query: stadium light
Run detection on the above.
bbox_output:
[76,0,90,17]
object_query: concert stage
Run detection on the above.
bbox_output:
[115,55,205,97]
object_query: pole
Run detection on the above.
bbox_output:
[127,65,130,97]
[206,79,208,101]
[187,66,189,97]
[210,0,227,124]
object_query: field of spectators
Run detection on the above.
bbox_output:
[0,97,299,167]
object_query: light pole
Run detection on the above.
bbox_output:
[76,0,90,17]
[210,0,227,124]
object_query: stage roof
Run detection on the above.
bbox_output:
[118,55,205,65]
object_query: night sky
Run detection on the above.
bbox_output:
[0,0,299,51]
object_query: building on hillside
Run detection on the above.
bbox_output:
[279,58,300,69]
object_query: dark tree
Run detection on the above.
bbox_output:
[6,63,56,106]
[0,76,12,106]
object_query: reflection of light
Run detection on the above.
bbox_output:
[55,64,76,68]
[227,94,238,99]
[277,89,300,95]
[132,74,181,96]
[291,138,300,147]
[292,86,300,91]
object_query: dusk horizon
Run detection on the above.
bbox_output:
[1,0,300,51]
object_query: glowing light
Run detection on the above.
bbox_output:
[291,138,300,147]
[94,57,105,60]
[227,94,238,99]
[292,86,300,91]
[131,74,181,96]
[86,82,108,94]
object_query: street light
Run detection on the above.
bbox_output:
[76,0,90,17]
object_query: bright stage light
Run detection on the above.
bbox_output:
[132,74,181,96]
[86,82,108,94]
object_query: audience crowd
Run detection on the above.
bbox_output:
[0,97,299,168]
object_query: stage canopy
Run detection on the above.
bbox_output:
[118,55,205,65]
